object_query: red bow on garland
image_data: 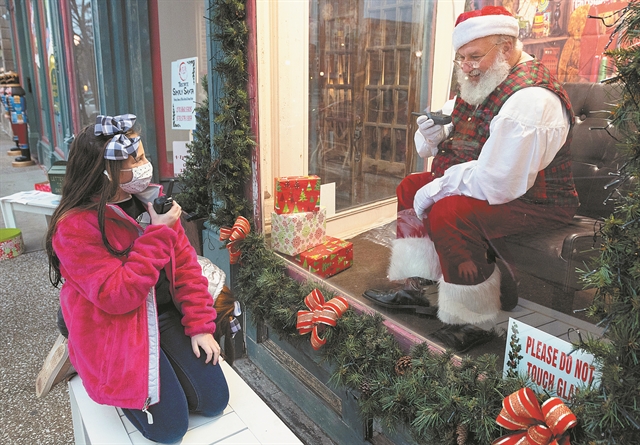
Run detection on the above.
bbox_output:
[219,216,250,264]
[492,388,577,445]
[296,289,349,350]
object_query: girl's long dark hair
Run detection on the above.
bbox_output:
[45,124,138,287]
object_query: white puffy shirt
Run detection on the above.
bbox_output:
[414,86,571,208]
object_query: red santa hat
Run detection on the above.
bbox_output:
[452,6,519,52]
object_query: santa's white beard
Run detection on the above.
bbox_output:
[456,54,511,106]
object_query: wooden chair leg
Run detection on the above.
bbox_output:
[550,284,577,314]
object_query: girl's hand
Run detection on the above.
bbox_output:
[190,333,221,365]
[147,201,182,228]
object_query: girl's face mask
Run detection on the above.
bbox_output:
[119,162,153,194]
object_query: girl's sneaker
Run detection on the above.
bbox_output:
[35,334,76,398]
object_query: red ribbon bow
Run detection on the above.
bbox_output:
[219,216,250,264]
[492,388,577,445]
[296,289,349,350]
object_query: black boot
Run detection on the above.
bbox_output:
[497,261,519,311]
[362,288,437,316]
[431,324,496,353]
[486,244,519,311]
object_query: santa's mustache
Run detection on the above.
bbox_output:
[465,69,481,79]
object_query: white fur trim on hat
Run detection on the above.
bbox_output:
[453,11,519,52]
[437,265,501,325]
[387,236,442,282]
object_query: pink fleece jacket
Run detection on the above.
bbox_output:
[53,203,215,410]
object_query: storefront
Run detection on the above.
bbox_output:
[5,0,209,181]
[8,0,623,232]
[5,0,633,443]
[239,0,630,443]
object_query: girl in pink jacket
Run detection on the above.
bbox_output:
[44,114,229,443]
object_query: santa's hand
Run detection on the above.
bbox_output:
[413,185,435,218]
[417,115,447,147]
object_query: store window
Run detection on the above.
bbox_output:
[26,0,52,143]
[65,0,100,128]
[156,0,208,178]
[307,0,629,216]
[42,0,64,150]
[302,0,629,330]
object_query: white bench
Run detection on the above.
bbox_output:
[68,360,303,445]
[0,190,60,228]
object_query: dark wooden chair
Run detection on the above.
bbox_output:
[502,82,623,312]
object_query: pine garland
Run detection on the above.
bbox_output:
[209,0,254,230]
[234,232,523,444]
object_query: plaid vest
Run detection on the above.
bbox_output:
[431,60,579,207]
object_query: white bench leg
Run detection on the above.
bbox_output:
[68,381,88,445]
[68,377,133,445]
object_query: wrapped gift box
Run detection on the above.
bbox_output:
[274,175,321,214]
[294,236,353,278]
[0,228,24,261]
[271,208,326,256]
[34,182,52,192]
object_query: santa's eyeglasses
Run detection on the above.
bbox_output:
[453,44,498,70]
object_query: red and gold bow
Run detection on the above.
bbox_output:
[296,289,349,350]
[492,388,577,445]
[219,216,250,264]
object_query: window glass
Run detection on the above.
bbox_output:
[27,0,51,140]
[305,0,630,336]
[157,1,208,177]
[308,0,432,212]
[67,0,99,128]
[43,0,63,148]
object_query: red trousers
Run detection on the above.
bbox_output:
[396,172,576,285]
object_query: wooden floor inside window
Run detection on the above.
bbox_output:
[282,222,603,363]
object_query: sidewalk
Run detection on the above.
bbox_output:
[0,130,333,445]
[0,132,72,444]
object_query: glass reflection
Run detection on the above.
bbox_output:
[306,0,630,341]
[68,0,99,127]
[309,0,427,212]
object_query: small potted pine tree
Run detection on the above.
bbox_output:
[175,75,213,255]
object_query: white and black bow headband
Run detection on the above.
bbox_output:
[95,114,141,161]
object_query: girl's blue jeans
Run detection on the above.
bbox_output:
[121,308,229,444]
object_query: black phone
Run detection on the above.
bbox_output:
[153,179,174,214]
[411,110,452,125]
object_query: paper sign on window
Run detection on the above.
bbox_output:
[171,57,197,130]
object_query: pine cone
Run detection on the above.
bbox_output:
[395,355,413,376]
[456,423,468,445]
[360,380,373,398]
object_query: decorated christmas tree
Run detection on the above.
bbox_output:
[572,3,640,443]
